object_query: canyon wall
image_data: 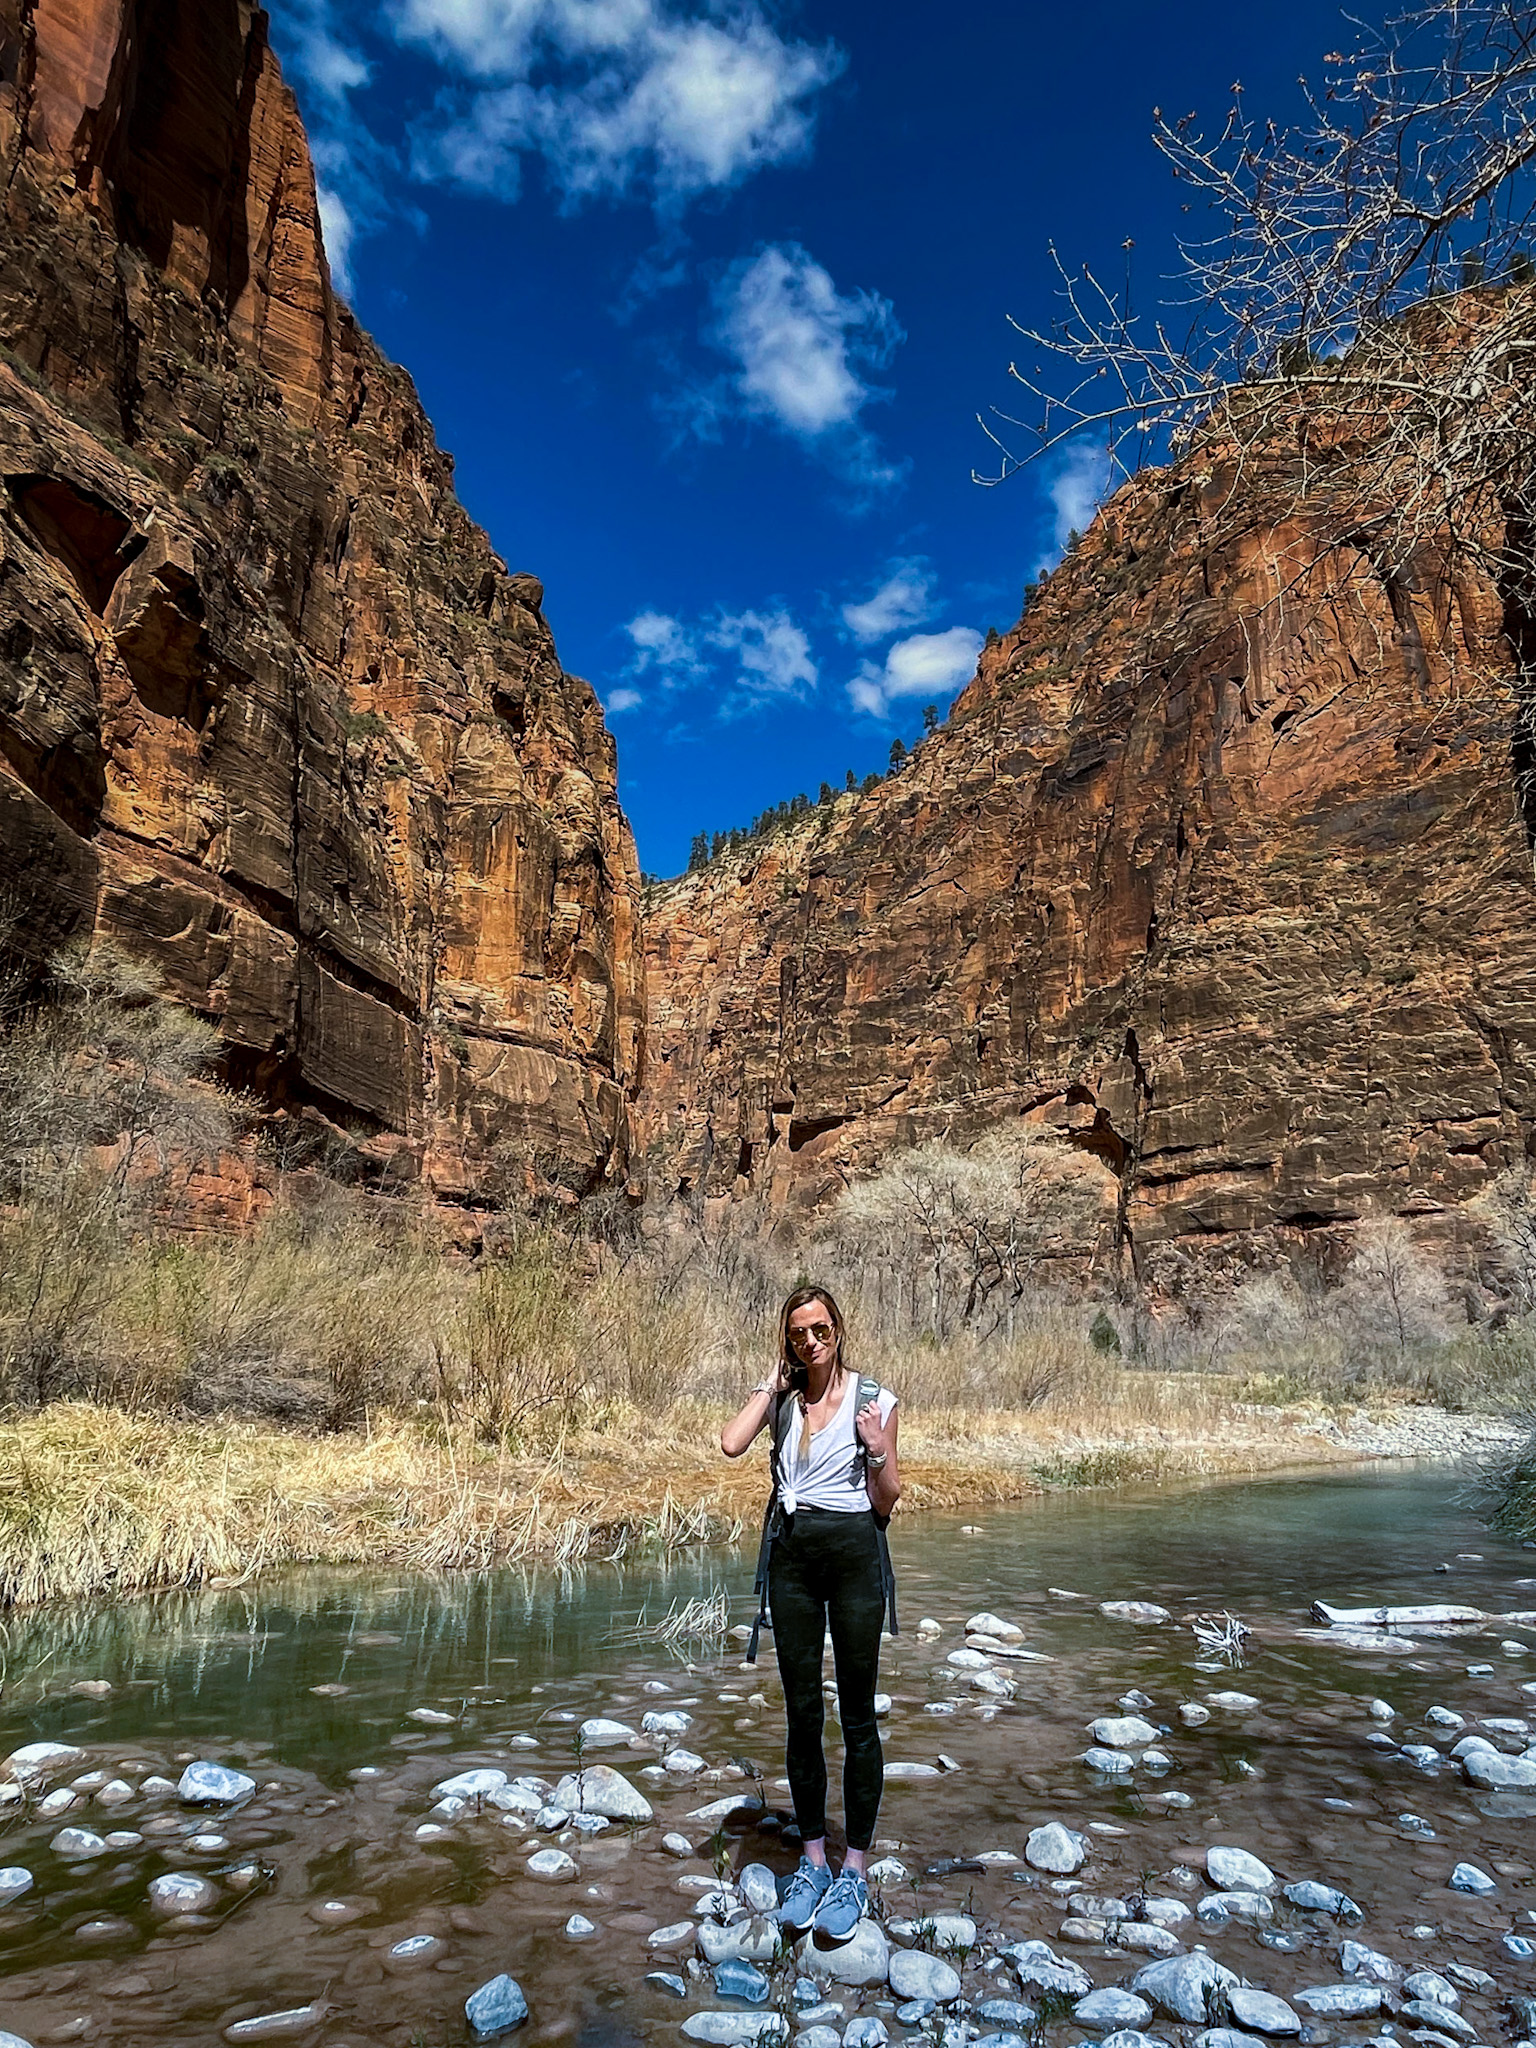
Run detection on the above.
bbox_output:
[0,0,642,1197]
[642,457,1536,1270]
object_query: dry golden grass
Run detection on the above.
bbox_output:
[2,957,1528,1600]
[0,1371,1358,1609]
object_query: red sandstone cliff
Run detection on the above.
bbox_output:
[0,0,642,1196]
[642,450,1536,1267]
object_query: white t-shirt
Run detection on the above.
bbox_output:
[777,1374,898,1516]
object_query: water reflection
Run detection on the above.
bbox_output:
[0,1465,1531,2048]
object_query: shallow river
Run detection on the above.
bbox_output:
[1,1465,1534,2048]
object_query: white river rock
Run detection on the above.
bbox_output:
[1025,1823,1086,1873]
[223,2006,330,2041]
[682,2016,787,2046]
[577,1718,636,1748]
[1294,1987,1383,2018]
[888,1952,962,2003]
[967,1613,1024,1643]
[1089,1716,1159,1748]
[1081,1746,1136,1774]
[1226,1989,1300,2035]
[698,1918,779,1966]
[1131,1952,1238,2022]
[149,1872,219,1916]
[1206,1845,1276,1891]
[1076,1990,1154,2028]
[178,1762,255,1805]
[1198,1891,1273,1926]
[796,1921,891,1987]
[1,1742,84,1785]
[433,1769,508,1801]
[50,1829,108,1859]
[551,1766,652,1822]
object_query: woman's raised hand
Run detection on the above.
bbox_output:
[854,1399,886,1452]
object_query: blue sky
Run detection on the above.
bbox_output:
[271,0,1353,877]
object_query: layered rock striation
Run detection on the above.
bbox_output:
[643,454,1536,1264]
[0,0,642,1195]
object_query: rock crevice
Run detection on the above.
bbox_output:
[641,464,1536,1260]
[0,0,643,1197]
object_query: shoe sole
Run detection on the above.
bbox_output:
[773,1898,827,1933]
[810,1917,864,1947]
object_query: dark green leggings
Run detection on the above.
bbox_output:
[768,1507,885,1851]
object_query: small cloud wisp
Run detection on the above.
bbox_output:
[841,559,935,644]
[611,602,816,717]
[847,625,983,720]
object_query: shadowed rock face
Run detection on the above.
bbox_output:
[0,0,642,1195]
[641,460,1536,1264]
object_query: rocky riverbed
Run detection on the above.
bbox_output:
[0,1472,1532,2048]
[1294,1412,1528,1465]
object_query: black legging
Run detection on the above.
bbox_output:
[768,1507,886,1851]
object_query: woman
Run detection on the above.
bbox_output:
[720,1286,900,1941]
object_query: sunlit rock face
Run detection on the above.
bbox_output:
[641,453,1536,1264]
[0,0,643,1195]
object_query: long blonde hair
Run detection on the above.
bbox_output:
[778,1285,848,1463]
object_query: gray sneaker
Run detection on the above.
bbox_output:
[813,1869,869,1941]
[774,1856,833,1930]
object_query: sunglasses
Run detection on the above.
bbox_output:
[788,1322,835,1350]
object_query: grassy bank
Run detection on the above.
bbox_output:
[0,1383,1373,1609]
[2,946,1533,1606]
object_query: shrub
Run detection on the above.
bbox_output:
[1460,1422,1536,1541]
[826,1125,1112,1343]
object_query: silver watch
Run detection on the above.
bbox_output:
[866,1449,887,1470]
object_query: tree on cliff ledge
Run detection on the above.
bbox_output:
[981,0,1536,795]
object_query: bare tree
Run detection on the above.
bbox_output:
[979,1,1536,671]
[829,1126,1110,1341]
[1336,1217,1455,1358]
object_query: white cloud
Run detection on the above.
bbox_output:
[390,0,548,76]
[842,559,935,643]
[1034,441,1113,573]
[714,244,897,438]
[624,608,707,681]
[668,243,903,491]
[400,0,840,207]
[615,601,815,714]
[605,685,643,713]
[316,181,357,293]
[847,670,887,718]
[276,5,395,299]
[286,0,372,100]
[846,625,983,719]
[714,608,816,700]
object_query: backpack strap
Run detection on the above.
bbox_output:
[849,1375,900,1640]
[848,1375,882,1484]
[746,1390,794,1664]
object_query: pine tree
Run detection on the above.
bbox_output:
[819,781,834,805]
[688,832,708,872]
[888,738,907,770]
[845,769,857,792]
[922,704,939,735]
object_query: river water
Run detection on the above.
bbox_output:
[1,1465,1534,2047]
